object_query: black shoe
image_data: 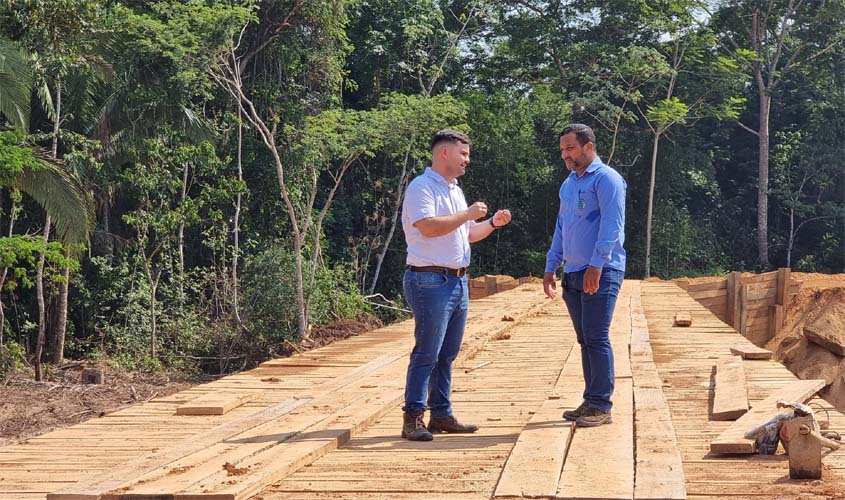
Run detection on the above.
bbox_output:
[402,410,433,441]
[563,402,588,421]
[575,407,612,427]
[427,415,479,434]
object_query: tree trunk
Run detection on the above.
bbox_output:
[0,195,18,346]
[34,216,52,381]
[786,206,795,268]
[178,162,188,302]
[292,234,307,339]
[757,92,771,269]
[645,132,661,278]
[232,114,243,327]
[52,260,70,365]
[368,144,413,295]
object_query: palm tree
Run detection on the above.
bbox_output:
[1,39,94,379]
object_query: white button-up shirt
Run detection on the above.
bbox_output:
[402,167,473,268]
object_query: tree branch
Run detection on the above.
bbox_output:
[737,121,760,136]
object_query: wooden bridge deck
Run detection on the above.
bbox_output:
[1,281,844,500]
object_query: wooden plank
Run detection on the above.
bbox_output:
[175,392,259,416]
[741,272,779,285]
[686,280,727,293]
[768,304,784,341]
[687,289,728,300]
[776,268,791,305]
[46,398,309,500]
[493,346,579,498]
[729,344,771,360]
[711,357,749,421]
[629,283,686,500]
[53,289,550,500]
[743,286,776,302]
[673,312,692,327]
[556,378,634,500]
[710,379,825,454]
[634,387,686,500]
[726,272,740,329]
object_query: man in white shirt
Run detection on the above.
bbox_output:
[400,130,512,441]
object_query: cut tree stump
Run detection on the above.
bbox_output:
[81,367,104,385]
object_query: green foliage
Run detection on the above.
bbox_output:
[646,97,688,129]
[0,130,43,183]
[0,0,842,377]
[0,339,25,378]
[242,245,368,345]
[0,235,75,290]
[0,38,33,129]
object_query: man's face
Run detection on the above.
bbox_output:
[560,133,591,171]
[443,142,471,178]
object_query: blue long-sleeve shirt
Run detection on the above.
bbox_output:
[545,157,627,273]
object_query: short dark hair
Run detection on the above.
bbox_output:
[431,129,471,150]
[560,124,595,146]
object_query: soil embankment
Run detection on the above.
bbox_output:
[766,273,845,411]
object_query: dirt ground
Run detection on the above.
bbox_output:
[766,274,845,412]
[0,363,194,446]
[0,313,383,447]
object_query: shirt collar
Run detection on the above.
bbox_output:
[425,166,458,186]
[570,157,603,179]
[585,156,603,173]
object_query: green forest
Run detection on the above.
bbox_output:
[0,0,842,378]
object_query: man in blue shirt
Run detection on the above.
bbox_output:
[543,124,626,427]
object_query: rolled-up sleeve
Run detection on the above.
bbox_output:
[589,172,626,269]
[403,181,436,226]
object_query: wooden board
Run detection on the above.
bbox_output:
[628,283,686,500]
[493,345,580,498]
[175,392,259,416]
[709,379,826,454]
[729,345,772,360]
[556,378,634,500]
[674,312,692,327]
[711,357,748,421]
[634,387,686,500]
[685,281,727,293]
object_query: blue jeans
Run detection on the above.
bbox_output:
[402,270,469,417]
[562,267,624,413]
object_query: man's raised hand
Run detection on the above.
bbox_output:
[466,201,488,220]
[492,209,512,227]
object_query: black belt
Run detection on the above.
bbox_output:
[407,265,467,277]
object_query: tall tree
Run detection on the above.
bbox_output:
[710,0,844,268]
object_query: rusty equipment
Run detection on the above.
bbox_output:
[776,401,841,480]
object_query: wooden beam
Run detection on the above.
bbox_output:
[46,398,309,500]
[711,357,749,421]
[493,345,579,498]
[729,344,772,360]
[710,379,825,454]
[175,392,259,416]
[557,378,634,500]
[776,268,791,306]
[673,312,692,327]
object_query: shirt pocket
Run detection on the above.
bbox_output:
[576,186,600,222]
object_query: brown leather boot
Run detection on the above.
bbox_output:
[402,410,433,441]
[427,414,479,434]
